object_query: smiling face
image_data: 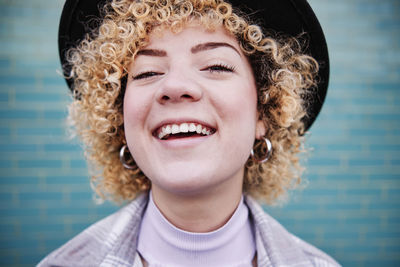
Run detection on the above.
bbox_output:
[124,23,261,196]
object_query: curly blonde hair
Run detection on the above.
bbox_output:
[66,0,318,204]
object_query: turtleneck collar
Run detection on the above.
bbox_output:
[137,192,255,267]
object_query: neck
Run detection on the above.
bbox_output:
[151,171,244,233]
[138,191,256,267]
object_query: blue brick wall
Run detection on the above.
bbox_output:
[0,0,399,266]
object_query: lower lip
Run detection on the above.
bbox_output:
[155,134,214,148]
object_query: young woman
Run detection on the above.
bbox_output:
[39,0,339,266]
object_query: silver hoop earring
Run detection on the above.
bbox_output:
[120,145,135,169]
[251,137,272,164]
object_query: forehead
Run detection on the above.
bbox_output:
[142,22,241,52]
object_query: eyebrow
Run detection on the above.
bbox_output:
[136,42,241,58]
[191,42,241,56]
[136,49,167,57]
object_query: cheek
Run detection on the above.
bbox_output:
[123,86,150,129]
[123,86,153,163]
[215,81,258,122]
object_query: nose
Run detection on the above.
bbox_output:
[156,69,202,104]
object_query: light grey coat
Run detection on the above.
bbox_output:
[38,194,341,267]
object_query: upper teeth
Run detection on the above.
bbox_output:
[158,122,213,140]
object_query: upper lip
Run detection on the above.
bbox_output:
[152,118,217,136]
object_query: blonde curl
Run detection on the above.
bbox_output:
[130,2,151,18]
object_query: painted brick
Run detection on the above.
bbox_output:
[0,74,36,86]
[17,160,62,169]
[0,238,40,250]
[17,192,63,202]
[43,143,80,152]
[15,92,63,102]
[42,110,67,120]
[0,92,8,102]
[0,207,41,217]
[369,174,400,180]
[0,192,13,202]
[0,176,39,185]
[44,175,87,185]
[0,128,10,135]
[0,144,38,152]
[0,160,13,168]
[0,110,38,119]
[69,159,87,169]
[16,127,64,136]
[0,57,11,68]
[308,157,341,166]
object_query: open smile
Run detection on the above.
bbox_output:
[153,122,217,140]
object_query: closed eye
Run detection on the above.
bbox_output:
[201,64,236,73]
[132,71,163,80]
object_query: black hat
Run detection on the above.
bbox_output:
[58,0,329,131]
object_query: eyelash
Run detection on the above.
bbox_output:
[202,63,236,73]
[132,64,236,80]
[132,71,162,80]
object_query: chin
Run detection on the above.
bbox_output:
[149,164,222,195]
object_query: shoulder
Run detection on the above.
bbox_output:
[244,196,341,267]
[37,194,148,267]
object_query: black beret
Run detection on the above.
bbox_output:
[58,0,329,131]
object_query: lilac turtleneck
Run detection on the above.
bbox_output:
[137,193,256,267]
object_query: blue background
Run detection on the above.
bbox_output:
[0,0,399,266]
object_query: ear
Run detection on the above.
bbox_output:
[255,120,266,140]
